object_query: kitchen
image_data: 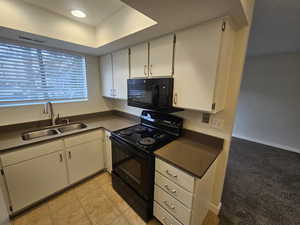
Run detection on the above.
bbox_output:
[0,1,254,225]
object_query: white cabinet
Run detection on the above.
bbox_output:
[100,50,129,99]
[154,158,217,225]
[4,151,68,212]
[0,130,105,213]
[104,131,112,173]
[100,54,114,98]
[112,49,129,99]
[149,34,174,77]
[173,18,234,113]
[66,139,104,184]
[130,43,149,78]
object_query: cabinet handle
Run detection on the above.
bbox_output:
[144,65,147,75]
[166,170,178,178]
[149,64,153,75]
[162,217,173,225]
[59,153,63,162]
[163,200,175,210]
[173,93,178,105]
[164,184,176,194]
[68,151,72,159]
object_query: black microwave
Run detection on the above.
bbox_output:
[127,78,177,111]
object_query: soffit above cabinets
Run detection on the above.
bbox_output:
[0,0,250,56]
[21,0,126,27]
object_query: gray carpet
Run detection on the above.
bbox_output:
[219,138,300,225]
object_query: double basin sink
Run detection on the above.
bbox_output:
[22,123,87,141]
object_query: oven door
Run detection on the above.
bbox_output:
[127,78,173,110]
[111,136,154,200]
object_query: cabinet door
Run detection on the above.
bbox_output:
[100,54,114,98]
[112,49,129,99]
[66,140,104,184]
[149,34,174,77]
[130,43,148,78]
[173,20,223,111]
[104,131,112,173]
[4,151,68,212]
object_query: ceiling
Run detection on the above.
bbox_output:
[22,0,126,26]
[247,0,300,56]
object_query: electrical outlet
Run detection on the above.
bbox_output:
[211,118,224,129]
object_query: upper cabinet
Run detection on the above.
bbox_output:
[149,34,175,77]
[130,34,175,78]
[112,49,129,99]
[130,43,149,78]
[100,54,114,98]
[173,18,234,113]
[100,49,129,99]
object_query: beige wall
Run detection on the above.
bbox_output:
[112,0,255,210]
[0,55,113,126]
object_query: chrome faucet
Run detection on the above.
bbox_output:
[44,102,56,126]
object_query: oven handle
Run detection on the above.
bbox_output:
[110,136,148,159]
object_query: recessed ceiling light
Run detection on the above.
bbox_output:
[71,10,86,18]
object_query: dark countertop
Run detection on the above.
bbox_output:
[154,130,223,178]
[0,113,138,152]
[0,111,223,179]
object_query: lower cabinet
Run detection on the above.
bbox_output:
[4,151,68,212]
[66,139,104,184]
[104,131,112,173]
[0,129,105,213]
[154,158,216,225]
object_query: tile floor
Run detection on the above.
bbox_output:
[11,172,218,225]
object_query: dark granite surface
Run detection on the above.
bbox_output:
[155,130,224,178]
[220,138,300,225]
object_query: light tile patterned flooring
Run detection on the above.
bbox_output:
[12,172,219,225]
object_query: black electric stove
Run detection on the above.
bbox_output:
[110,110,183,221]
[112,124,176,152]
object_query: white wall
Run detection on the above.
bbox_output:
[95,5,157,47]
[0,55,113,126]
[233,53,300,153]
[0,0,96,47]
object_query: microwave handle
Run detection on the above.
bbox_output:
[173,93,178,105]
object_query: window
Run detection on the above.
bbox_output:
[0,42,88,107]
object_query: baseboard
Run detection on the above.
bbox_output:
[209,202,222,215]
[232,135,300,154]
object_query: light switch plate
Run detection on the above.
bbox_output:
[211,118,224,129]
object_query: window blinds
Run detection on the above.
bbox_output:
[0,43,88,106]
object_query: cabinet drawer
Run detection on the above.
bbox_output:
[1,140,64,167]
[154,202,183,225]
[155,158,195,192]
[64,130,103,147]
[154,185,191,225]
[155,172,193,208]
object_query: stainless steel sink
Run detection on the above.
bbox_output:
[22,129,59,141]
[58,123,87,133]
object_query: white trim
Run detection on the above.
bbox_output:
[232,134,300,154]
[209,202,222,215]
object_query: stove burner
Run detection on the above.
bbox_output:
[134,126,147,133]
[153,133,166,139]
[119,130,133,136]
[139,137,156,146]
